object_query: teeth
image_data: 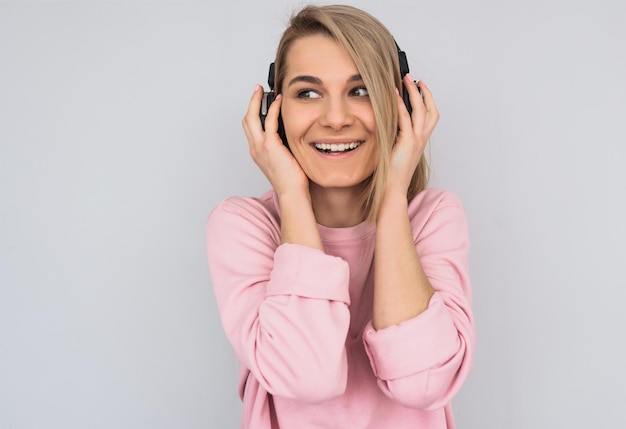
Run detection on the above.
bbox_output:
[314,142,361,152]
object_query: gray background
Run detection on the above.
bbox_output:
[1,0,625,427]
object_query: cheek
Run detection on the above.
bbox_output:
[367,145,380,171]
[362,108,378,134]
[351,102,377,135]
[280,103,305,139]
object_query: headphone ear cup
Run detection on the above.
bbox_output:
[277,114,288,149]
[258,91,289,149]
[402,83,413,116]
[259,62,289,148]
[259,91,276,130]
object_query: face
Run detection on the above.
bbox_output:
[280,34,378,191]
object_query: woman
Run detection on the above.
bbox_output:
[206,4,475,428]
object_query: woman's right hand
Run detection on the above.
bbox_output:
[242,85,309,197]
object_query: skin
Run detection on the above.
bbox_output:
[242,34,440,330]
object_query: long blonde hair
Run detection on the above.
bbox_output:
[273,4,429,222]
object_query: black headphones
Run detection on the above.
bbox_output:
[259,62,287,145]
[259,41,417,147]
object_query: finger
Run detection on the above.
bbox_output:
[395,87,413,133]
[400,75,426,134]
[263,93,283,139]
[404,74,426,115]
[416,81,440,129]
[242,84,265,143]
[394,87,427,172]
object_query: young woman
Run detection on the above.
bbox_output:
[206,4,475,428]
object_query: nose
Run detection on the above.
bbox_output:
[320,97,354,130]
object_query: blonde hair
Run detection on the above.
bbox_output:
[273,4,430,222]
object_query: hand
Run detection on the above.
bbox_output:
[242,85,309,197]
[388,75,439,193]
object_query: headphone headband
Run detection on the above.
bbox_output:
[267,41,410,91]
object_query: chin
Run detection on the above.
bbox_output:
[310,174,370,190]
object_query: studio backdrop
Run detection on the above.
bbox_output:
[1,0,625,428]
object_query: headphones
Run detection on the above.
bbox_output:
[259,41,417,147]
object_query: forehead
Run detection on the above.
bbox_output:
[285,34,358,78]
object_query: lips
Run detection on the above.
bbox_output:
[313,141,362,154]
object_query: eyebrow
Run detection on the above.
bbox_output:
[287,73,363,87]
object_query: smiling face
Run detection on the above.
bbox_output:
[280,34,379,191]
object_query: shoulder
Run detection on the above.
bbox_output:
[206,189,281,238]
[209,189,278,220]
[408,187,469,239]
[409,187,466,217]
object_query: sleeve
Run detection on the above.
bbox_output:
[206,198,351,403]
[362,190,476,410]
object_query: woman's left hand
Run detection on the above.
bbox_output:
[388,75,439,193]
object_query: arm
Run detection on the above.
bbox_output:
[365,191,475,410]
[372,189,434,329]
[206,86,352,403]
[366,79,475,409]
[206,199,350,403]
[372,78,438,330]
[243,86,323,252]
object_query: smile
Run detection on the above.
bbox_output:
[313,142,362,154]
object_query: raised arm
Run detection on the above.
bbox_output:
[243,85,323,252]
[206,86,354,403]
[366,79,475,409]
[365,190,475,409]
[206,198,351,403]
[372,78,439,330]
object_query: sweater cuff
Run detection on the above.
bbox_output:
[363,293,460,380]
[266,243,351,304]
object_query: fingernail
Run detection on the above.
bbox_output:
[254,84,261,92]
[406,73,414,81]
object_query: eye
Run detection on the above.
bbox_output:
[351,86,369,97]
[297,89,321,99]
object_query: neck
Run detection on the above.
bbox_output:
[309,182,365,228]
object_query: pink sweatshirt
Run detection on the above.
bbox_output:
[206,187,475,428]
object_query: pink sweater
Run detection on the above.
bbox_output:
[206,187,475,428]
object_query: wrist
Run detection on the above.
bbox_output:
[276,187,312,210]
[377,189,409,223]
